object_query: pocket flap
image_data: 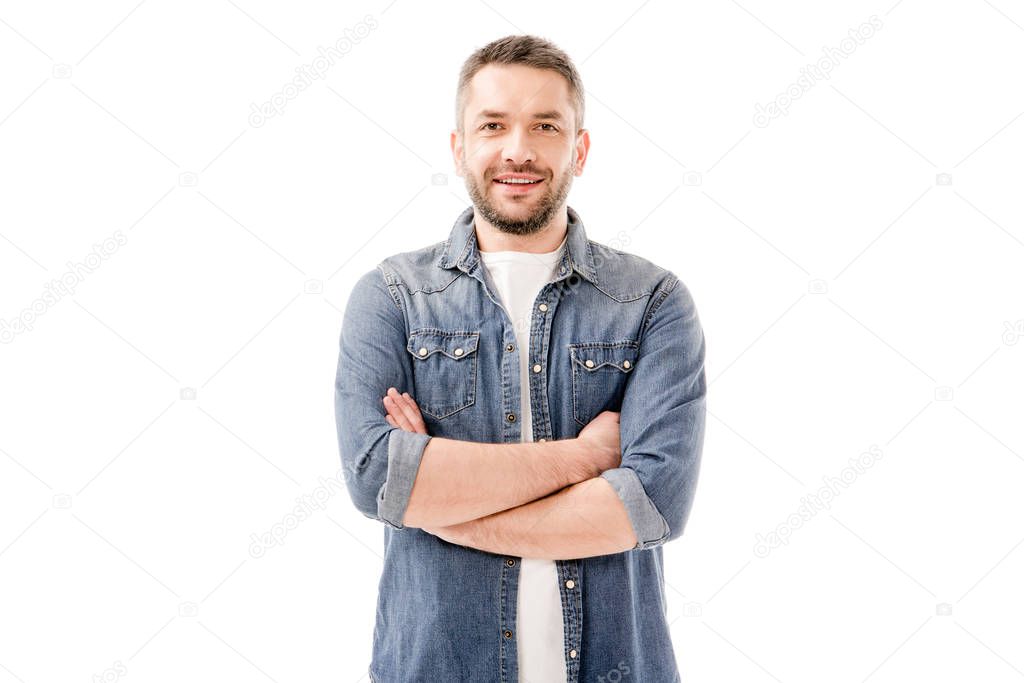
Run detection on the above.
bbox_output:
[407,329,480,361]
[569,341,638,372]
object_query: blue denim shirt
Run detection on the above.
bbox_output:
[334,205,706,682]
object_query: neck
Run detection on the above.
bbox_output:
[474,207,568,253]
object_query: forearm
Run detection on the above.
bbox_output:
[424,475,638,560]
[401,436,595,529]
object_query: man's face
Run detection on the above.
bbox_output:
[452,64,588,236]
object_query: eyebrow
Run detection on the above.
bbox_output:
[474,109,565,123]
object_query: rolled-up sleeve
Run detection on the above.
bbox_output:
[600,273,706,550]
[334,265,431,530]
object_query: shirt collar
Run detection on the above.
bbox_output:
[437,205,598,285]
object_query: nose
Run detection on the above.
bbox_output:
[502,125,535,166]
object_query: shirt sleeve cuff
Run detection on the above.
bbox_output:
[600,467,671,550]
[376,429,432,529]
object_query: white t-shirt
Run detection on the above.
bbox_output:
[479,234,568,683]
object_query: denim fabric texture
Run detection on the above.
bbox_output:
[335,205,706,682]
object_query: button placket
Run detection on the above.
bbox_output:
[528,290,557,447]
[557,559,583,674]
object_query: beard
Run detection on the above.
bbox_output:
[463,157,574,236]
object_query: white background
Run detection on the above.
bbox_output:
[1,1,1023,681]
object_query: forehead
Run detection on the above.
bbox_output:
[465,64,571,121]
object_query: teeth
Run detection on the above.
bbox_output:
[498,178,540,184]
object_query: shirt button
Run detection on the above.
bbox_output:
[569,649,577,658]
[584,359,595,368]
[506,413,516,422]
[506,558,515,567]
[504,629,513,639]
[623,360,631,369]
[565,579,575,589]
[538,303,548,312]
[418,347,428,356]
[532,363,541,373]
[506,343,515,352]
[453,347,464,356]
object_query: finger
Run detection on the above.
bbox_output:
[388,388,424,433]
[383,394,415,432]
[399,392,428,433]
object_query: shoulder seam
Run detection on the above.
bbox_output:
[639,272,680,338]
[374,262,411,339]
[374,262,404,314]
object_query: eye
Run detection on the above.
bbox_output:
[479,122,558,132]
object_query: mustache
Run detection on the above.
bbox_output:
[490,169,545,178]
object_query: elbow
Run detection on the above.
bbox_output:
[600,465,699,551]
[648,473,700,549]
[341,444,388,522]
[646,470,700,549]
[661,496,695,546]
[336,421,392,523]
[337,423,432,530]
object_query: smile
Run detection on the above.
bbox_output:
[493,178,544,194]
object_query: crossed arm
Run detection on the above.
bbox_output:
[336,268,704,560]
[426,476,636,560]
[382,387,638,560]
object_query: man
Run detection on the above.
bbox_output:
[335,34,706,683]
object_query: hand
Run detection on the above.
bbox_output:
[576,410,622,477]
[382,387,429,434]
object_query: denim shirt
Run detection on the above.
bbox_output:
[334,205,706,683]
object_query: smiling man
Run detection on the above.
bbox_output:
[335,35,707,683]
[457,62,579,244]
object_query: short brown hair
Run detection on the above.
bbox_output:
[455,34,585,137]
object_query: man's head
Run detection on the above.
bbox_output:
[451,35,590,237]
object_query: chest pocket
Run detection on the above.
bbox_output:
[406,329,480,419]
[569,340,639,427]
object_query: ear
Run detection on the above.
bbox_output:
[450,129,464,177]
[573,128,591,176]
